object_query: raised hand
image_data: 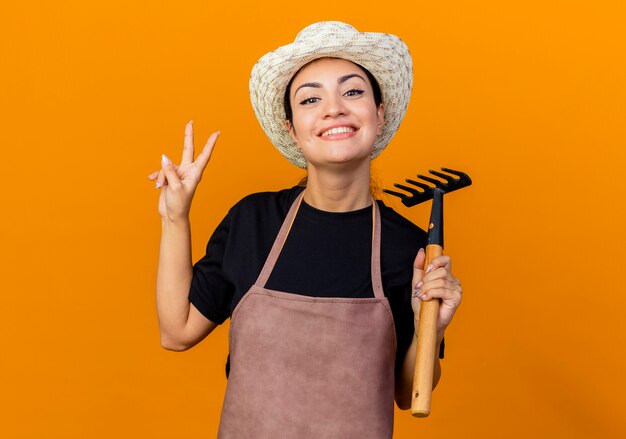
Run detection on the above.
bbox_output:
[411,249,462,338]
[148,121,220,221]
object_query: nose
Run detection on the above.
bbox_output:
[322,94,349,118]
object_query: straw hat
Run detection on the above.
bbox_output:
[249,21,413,168]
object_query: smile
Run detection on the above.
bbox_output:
[320,126,357,137]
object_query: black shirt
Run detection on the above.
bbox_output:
[189,186,443,377]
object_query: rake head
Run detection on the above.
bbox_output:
[383,167,472,207]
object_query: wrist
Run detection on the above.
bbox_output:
[161,215,190,229]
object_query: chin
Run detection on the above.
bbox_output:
[310,154,371,169]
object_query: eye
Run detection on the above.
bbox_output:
[299,97,320,105]
[344,89,365,97]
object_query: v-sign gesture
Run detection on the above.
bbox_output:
[148,121,220,222]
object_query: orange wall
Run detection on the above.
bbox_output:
[1,1,625,437]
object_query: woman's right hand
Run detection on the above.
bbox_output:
[148,121,220,222]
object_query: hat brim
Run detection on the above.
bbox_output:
[250,21,413,168]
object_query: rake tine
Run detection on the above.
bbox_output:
[405,179,433,192]
[441,167,471,181]
[417,174,444,186]
[393,183,425,197]
[384,167,472,208]
[429,170,457,184]
[382,188,410,201]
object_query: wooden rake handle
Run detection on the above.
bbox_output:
[411,243,442,417]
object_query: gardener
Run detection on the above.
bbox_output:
[149,21,462,438]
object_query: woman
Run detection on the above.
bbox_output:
[149,21,462,438]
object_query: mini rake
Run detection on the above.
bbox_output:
[384,167,472,418]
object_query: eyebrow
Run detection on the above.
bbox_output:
[293,73,367,96]
[338,73,366,84]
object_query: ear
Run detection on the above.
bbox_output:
[285,119,299,146]
[376,103,385,135]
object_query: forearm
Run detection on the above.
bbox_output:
[156,218,193,347]
[395,330,443,410]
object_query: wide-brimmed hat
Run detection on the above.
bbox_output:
[249,21,413,168]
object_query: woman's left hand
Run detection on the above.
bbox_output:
[411,248,462,338]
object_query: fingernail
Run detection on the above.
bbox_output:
[425,264,434,273]
[418,293,426,300]
[415,281,423,290]
[162,154,171,166]
[412,288,421,298]
[418,248,424,254]
[155,181,161,189]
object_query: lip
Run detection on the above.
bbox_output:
[317,123,359,139]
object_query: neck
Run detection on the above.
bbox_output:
[303,161,373,212]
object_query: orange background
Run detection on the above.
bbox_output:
[1,1,625,437]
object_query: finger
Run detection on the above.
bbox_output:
[420,278,457,295]
[422,276,461,299]
[424,255,451,274]
[181,120,194,165]
[418,287,454,302]
[194,131,220,173]
[423,266,459,284]
[155,169,166,189]
[419,281,463,302]
[161,154,182,190]
[412,248,426,294]
[155,159,181,188]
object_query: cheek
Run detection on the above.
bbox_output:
[291,112,316,137]
[359,106,382,132]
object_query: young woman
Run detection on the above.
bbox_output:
[149,21,462,438]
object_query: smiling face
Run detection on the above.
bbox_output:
[286,58,385,169]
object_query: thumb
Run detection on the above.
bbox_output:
[412,248,426,290]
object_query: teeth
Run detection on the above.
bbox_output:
[321,127,355,136]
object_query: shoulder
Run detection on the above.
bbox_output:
[376,199,428,268]
[213,186,304,257]
[376,199,426,290]
[225,186,304,225]
[377,199,427,241]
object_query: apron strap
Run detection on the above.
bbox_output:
[255,191,305,287]
[255,190,386,300]
[371,200,385,300]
